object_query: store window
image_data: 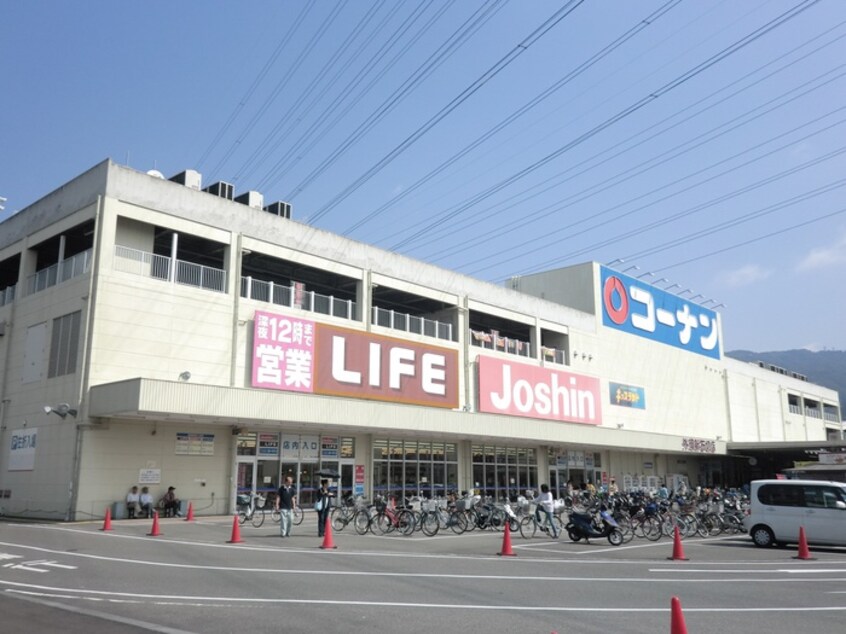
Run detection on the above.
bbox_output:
[372,438,458,501]
[472,444,537,502]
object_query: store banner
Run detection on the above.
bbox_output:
[258,433,280,457]
[252,311,316,393]
[300,435,319,460]
[609,382,646,409]
[313,324,459,408]
[252,311,459,409]
[280,434,301,460]
[478,356,601,425]
[600,266,721,359]
[9,427,37,471]
[321,436,339,459]
[568,450,585,468]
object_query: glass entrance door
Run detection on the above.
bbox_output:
[236,459,256,503]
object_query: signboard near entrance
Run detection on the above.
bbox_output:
[258,434,279,457]
[355,465,365,497]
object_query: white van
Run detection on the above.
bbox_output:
[744,479,846,548]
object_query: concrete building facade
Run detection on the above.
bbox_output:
[0,160,840,520]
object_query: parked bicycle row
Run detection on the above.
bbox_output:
[324,489,748,545]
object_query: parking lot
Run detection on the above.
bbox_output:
[2,513,846,633]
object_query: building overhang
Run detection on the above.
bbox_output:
[87,378,727,454]
[727,440,846,453]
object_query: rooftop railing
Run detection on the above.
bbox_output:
[372,306,453,342]
[241,276,356,321]
[114,245,227,293]
[25,249,92,295]
[0,284,15,307]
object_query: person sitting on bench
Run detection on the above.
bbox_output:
[126,486,140,519]
[139,486,154,518]
[160,486,181,517]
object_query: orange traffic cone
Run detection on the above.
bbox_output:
[670,596,688,634]
[184,502,194,522]
[147,511,161,537]
[227,514,243,544]
[319,516,337,550]
[667,525,688,561]
[794,526,814,560]
[497,521,516,556]
[100,506,113,531]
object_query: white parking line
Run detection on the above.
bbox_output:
[3,580,846,612]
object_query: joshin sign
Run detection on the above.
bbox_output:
[478,356,601,425]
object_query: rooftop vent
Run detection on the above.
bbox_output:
[264,201,292,219]
[170,169,202,190]
[235,190,264,210]
[203,181,234,200]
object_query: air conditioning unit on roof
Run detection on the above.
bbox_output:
[235,191,264,210]
[203,181,234,200]
[169,169,202,190]
[264,201,292,219]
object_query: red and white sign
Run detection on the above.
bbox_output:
[252,312,315,392]
[314,325,458,408]
[478,356,602,425]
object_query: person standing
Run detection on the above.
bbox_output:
[316,479,334,538]
[536,483,559,538]
[275,476,297,537]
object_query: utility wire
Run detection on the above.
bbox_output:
[340,0,683,237]
[305,0,586,224]
[281,0,508,203]
[252,1,454,191]
[388,0,822,251]
[456,66,846,274]
[195,0,316,171]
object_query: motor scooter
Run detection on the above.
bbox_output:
[565,506,624,545]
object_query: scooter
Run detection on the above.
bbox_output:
[565,506,624,546]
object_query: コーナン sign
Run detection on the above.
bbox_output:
[478,356,601,425]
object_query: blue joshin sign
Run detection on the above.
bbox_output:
[600,266,721,359]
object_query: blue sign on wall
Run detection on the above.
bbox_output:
[600,266,721,359]
[609,382,646,409]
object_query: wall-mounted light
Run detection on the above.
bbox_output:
[178,371,191,382]
[43,403,78,419]
[716,435,723,441]
[616,423,624,429]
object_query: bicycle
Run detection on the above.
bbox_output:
[370,497,415,536]
[520,506,561,539]
[331,495,365,532]
[271,504,303,525]
[237,493,268,528]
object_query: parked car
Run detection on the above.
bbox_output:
[744,479,846,547]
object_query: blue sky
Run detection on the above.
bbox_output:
[2,0,845,352]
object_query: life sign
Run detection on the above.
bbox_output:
[314,324,459,408]
[600,266,721,359]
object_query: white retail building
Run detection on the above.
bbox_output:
[0,159,841,520]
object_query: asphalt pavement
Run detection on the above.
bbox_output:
[2,512,845,633]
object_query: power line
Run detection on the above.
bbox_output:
[339,0,683,237]
[387,0,822,252]
[305,0,586,224]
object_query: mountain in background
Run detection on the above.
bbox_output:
[727,349,846,412]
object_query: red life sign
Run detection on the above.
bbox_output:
[314,325,459,409]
